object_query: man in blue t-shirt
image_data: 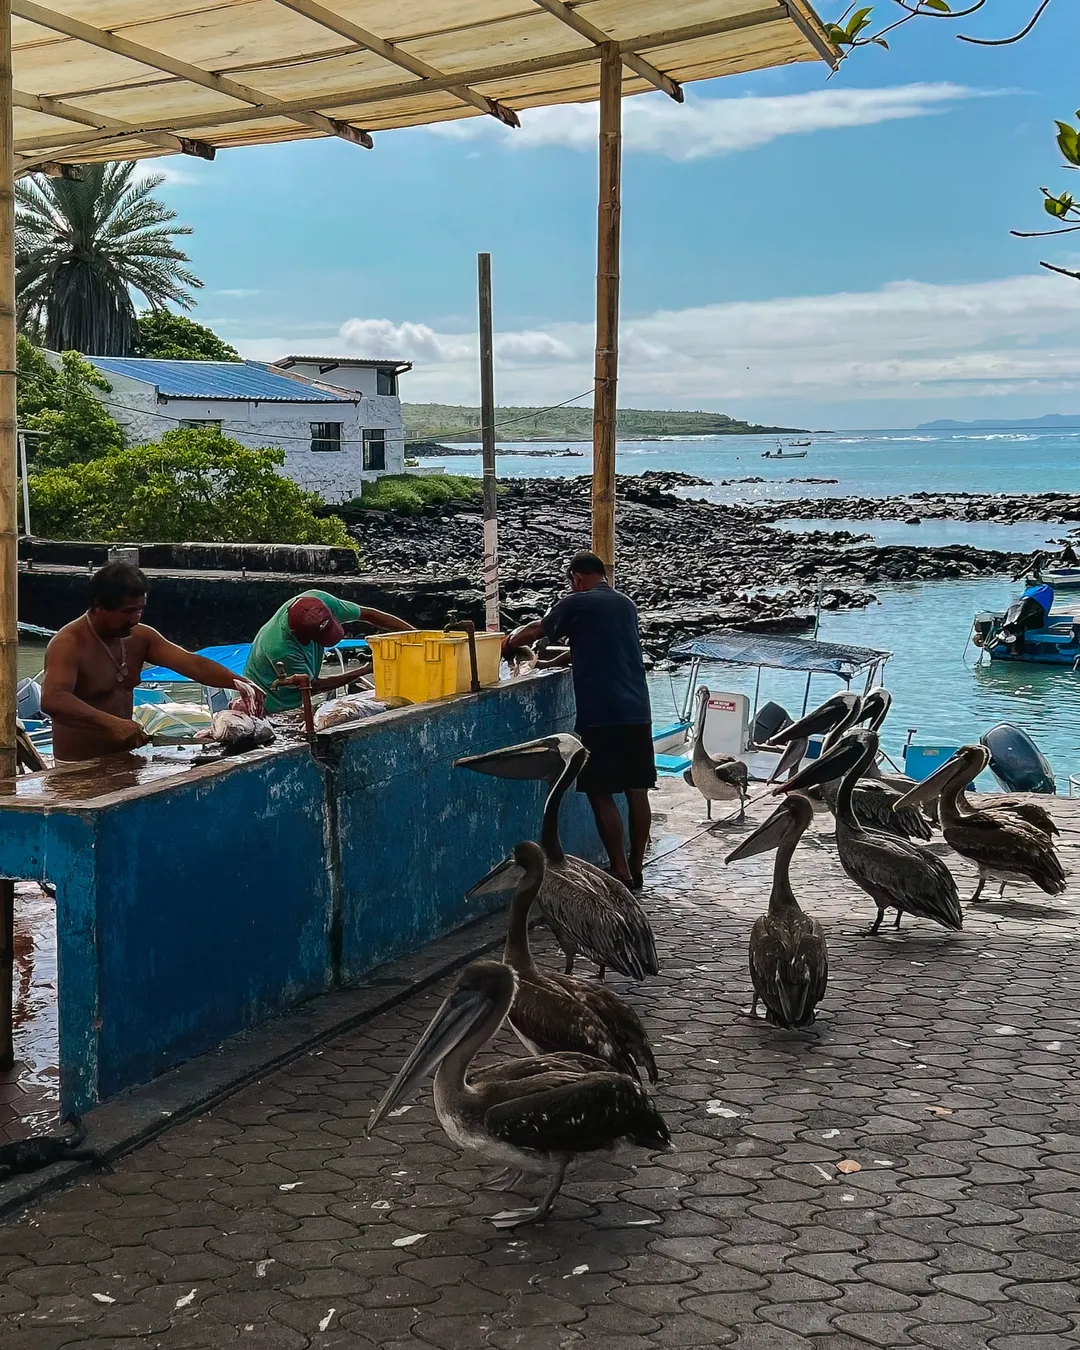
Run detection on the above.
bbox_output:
[506,552,655,889]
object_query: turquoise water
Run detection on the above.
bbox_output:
[432,428,1080,784]
[424,426,1080,502]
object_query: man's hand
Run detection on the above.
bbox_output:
[115,720,150,751]
[270,672,311,691]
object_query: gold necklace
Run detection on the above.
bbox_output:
[85,613,129,683]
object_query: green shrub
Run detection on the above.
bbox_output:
[29,426,354,547]
[345,473,484,516]
[17,335,126,469]
[136,310,241,361]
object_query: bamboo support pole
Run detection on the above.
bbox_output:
[477,253,500,631]
[591,44,621,578]
[0,0,15,785]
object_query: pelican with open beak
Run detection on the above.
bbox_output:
[895,745,1065,904]
[457,735,659,981]
[367,960,671,1226]
[776,728,962,934]
[726,795,828,1028]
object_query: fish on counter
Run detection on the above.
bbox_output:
[195,677,274,754]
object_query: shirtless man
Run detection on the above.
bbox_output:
[41,562,254,763]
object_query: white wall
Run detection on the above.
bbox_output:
[97,383,405,504]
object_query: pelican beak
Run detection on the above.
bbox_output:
[893,749,970,813]
[454,735,579,782]
[367,985,494,1135]
[775,735,864,795]
[466,856,525,898]
[768,737,808,784]
[765,697,857,747]
[726,802,796,863]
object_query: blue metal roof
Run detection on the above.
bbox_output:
[88,358,354,403]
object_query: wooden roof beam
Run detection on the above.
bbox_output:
[530,0,684,102]
[271,0,520,127]
[10,0,373,148]
[13,89,215,159]
[11,9,791,156]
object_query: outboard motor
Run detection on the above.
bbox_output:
[980,723,1056,795]
[999,582,1053,653]
[751,700,791,746]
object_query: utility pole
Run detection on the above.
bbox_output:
[477,252,500,630]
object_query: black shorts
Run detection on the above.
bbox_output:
[576,723,657,795]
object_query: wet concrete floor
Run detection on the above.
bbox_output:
[0,881,59,1145]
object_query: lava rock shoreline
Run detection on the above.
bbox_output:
[350,474,1031,661]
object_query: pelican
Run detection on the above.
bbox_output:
[457,735,659,981]
[367,960,671,1225]
[769,692,932,840]
[895,745,1066,903]
[477,840,657,1081]
[682,686,749,821]
[777,728,963,934]
[725,794,828,1028]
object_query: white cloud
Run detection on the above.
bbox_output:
[130,159,202,187]
[216,288,266,299]
[428,83,995,161]
[234,274,1080,419]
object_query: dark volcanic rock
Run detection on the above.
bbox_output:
[349,475,1030,659]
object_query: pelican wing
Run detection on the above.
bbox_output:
[470,1052,611,1086]
[840,825,963,929]
[852,780,933,840]
[542,858,659,979]
[483,1072,671,1155]
[510,973,658,1082]
[976,796,1059,836]
[748,913,828,1029]
[944,812,1067,894]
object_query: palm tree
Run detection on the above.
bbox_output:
[15,162,202,356]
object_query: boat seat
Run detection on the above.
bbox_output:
[655,752,692,776]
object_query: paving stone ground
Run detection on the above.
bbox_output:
[3,780,1080,1349]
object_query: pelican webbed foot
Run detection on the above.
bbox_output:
[867,909,886,936]
[970,877,987,903]
[739,995,761,1019]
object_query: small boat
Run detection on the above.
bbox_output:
[787,440,812,448]
[971,582,1080,666]
[1044,567,1080,590]
[762,449,808,459]
[653,628,892,783]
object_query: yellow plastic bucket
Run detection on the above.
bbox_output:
[368,629,504,704]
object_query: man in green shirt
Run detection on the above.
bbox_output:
[244,591,412,713]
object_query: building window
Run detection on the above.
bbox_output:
[311,422,343,453]
[179,419,222,430]
[376,368,397,396]
[363,429,386,471]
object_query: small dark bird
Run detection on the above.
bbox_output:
[0,1116,112,1182]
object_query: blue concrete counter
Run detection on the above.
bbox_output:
[0,672,595,1114]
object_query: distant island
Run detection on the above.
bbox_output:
[402,403,804,444]
[916,414,1080,430]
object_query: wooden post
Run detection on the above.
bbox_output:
[0,0,15,784]
[591,44,621,579]
[477,252,500,630]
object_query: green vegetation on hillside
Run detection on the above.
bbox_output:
[339,474,484,518]
[402,403,802,443]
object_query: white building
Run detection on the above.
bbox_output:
[82,354,412,505]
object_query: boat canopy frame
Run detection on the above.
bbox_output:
[668,628,892,724]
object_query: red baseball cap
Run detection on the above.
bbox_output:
[287,596,345,646]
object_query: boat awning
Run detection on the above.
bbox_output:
[10,1,835,173]
[669,629,892,678]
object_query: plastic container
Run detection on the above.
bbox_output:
[368,629,504,704]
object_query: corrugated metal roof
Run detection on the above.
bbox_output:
[88,358,356,403]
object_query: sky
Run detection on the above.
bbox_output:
[145,1,1078,430]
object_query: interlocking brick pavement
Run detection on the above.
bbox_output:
[2,781,1080,1348]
